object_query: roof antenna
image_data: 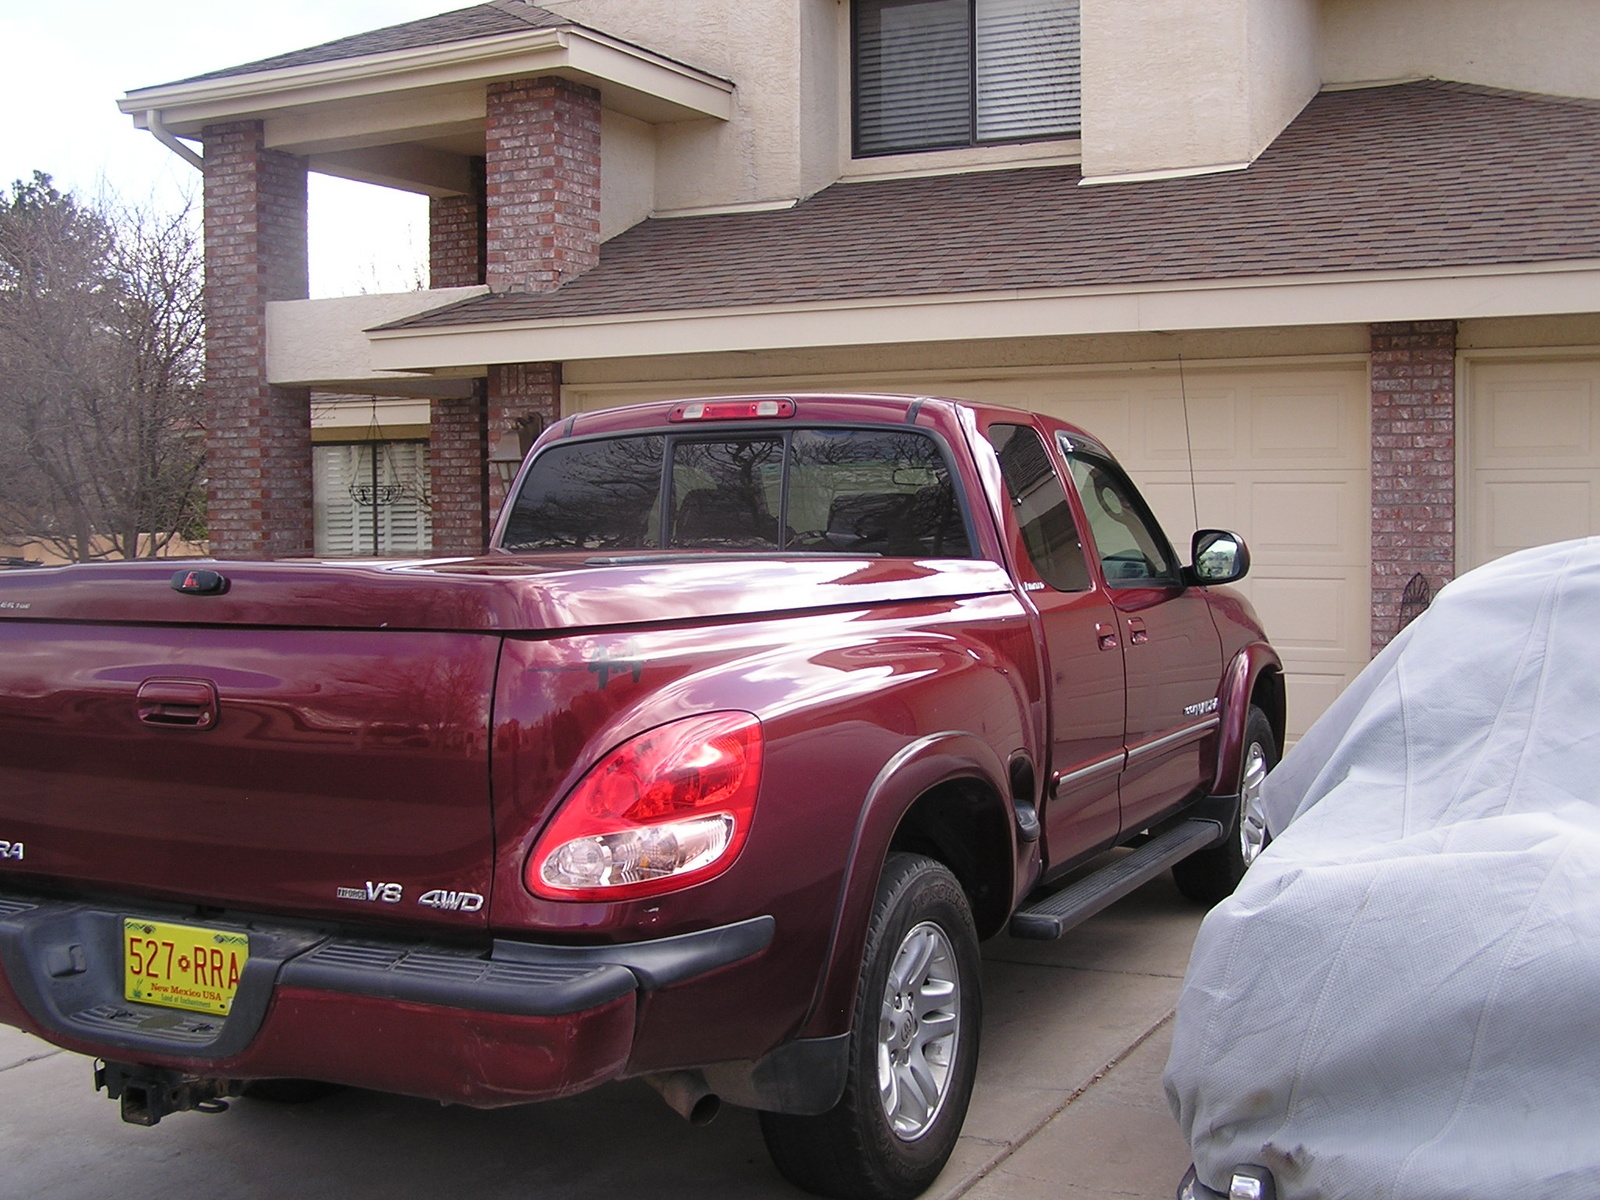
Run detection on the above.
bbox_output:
[1178,353,1201,533]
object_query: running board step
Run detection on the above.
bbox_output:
[1009,818,1224,940]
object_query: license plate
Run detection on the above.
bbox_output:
[123,919,249,1016]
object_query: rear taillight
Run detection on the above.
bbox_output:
[527,711,763,901]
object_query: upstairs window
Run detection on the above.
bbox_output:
[853,0,1081,157]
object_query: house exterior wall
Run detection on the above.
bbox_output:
[202,121,315,559]
[430,385,490,555]
[1321,0,1600,99]
[430,156,485,288]
[486,77,603,292]
[541,0,840,214]
[488,362,562,518]
[601,110,657,240]
[1080,0,1319,181]
[1369,320,1456,653]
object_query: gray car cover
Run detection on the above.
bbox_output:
[1165,537,1600,1199]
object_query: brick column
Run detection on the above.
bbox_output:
[1370,320,1457,654]
[428,156,486,289]
[485,77,601,292]
[433,78,595,548]
[488,363,563,516]
[202,121,312,559]
[429,383,490,555]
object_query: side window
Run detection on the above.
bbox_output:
[1062,447,1179,588]
[986,423,1089,591]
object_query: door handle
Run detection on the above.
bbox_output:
[1095,622,1119,651]
[1126,617,1149,646]
[136,678,219,730]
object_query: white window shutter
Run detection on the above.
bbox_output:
[314,441,432,558]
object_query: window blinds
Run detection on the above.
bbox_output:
[854,0,1080,156]
[855,0,970,155]
[975,0,1079,142]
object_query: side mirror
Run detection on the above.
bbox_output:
[1186,529,1250,586]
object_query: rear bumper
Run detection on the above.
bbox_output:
[0,892,772,1107]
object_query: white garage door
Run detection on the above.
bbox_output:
[566,362,1370,741]
[1465,357,1600,571]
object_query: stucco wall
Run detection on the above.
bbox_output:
[1249,0,1321,158]
[601,109,656,240]
[544,0,840,213]
[1321,0,1600,99]
[1080,0,1318,182]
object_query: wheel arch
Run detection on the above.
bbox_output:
[1213,642,1285,793]
[887,776,1015,941]
[796,731,1020,1040]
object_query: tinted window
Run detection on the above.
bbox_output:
[671,437,786,549]
[502,428,973,558]
[987,423,1089,591]
[787,428,971,557]
[500,435,665,551]
[1062,448,1179,588]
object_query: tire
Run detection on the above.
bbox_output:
[760,853,981,1200]
[1172,705,1278,906]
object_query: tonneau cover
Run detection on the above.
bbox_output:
[1166,537,1600,1199]
[0,556,1011,631]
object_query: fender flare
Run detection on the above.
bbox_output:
[1211,641,1285,794]
[795,730,1015,1041]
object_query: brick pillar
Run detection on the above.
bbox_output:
[1370,320,1457,654]
[429,382,490,555]
[488,363,563,516]
[428,156,486,289]
[485,77,601,293]
[436,78,594,547]
[202,121,312,559]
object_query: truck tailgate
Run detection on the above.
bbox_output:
[0,622,498,928]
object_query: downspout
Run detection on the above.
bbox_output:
[144,110,203,171]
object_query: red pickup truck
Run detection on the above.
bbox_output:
[0,393,1280,1200]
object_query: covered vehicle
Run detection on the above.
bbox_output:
[1165,537,1600,1199]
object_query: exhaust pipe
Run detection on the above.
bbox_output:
[643,1070,720,1126]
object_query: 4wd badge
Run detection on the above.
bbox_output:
[419,889,484,912]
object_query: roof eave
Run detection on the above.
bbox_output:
[118,26,734,135]
[359,260,1600,371]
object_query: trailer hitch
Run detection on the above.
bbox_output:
[95,1061,240,1126]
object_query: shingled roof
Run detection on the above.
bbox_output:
[171,0,573,86]
[385,81,1600,333]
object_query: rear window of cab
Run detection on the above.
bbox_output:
[501,427,974,557]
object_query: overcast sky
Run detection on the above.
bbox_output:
[1,0,459,296]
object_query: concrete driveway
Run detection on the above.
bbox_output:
[0,875,1202,1200]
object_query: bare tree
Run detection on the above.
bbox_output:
[0,173,205,561]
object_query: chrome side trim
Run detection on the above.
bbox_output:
[1051,751,1126,798]
[1125,716,1221,766]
